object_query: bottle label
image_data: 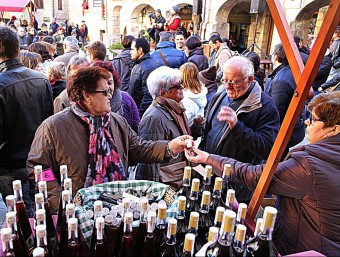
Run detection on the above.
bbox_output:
[37,168,56,182]
[26,234,35,248]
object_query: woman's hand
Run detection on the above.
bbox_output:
[168,135,194,154]
[184,147,209,164]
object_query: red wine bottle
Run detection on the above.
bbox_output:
[35,225,50,256]
[1,227,16,256]
[141,210,157,257]
[93,217,107,257]
[134,197,149,257]
[65,218,81,257]
[119,212,134,257]
[104,214,120,257]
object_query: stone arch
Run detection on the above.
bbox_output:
[112,6,122,42]
[130,4,155,37]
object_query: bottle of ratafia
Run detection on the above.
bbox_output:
[92,217,106,257]
[104,214,120,257]
[161,218,181,257]
[57,165,68,232]
[176,196,188,245]
[90,200,103,256]
[35,225,49,256]
[177,166,192,199]
[245,207,278,257]
[186,178,201,218]
[1,227,15,256]
[59,204,76,256]
[198,191,214,243]
[134,197,149,257]
[154,203,168,256]
[34,165,43,195]
[233,224,247,257]
[57,189,71,233]
[181,233,195,257]
[119,212,134,257]
[114,198,130,257]
[141,210,157,257]
[209,177,224,218]
[66,218,81,257]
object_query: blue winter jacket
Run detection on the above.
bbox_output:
[151,41,187,69]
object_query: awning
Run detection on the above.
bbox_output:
[0,0,35,12]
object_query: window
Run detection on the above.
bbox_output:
[34,0,44,9]
[58,0,62,10]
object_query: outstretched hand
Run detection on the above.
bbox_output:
[184,147,209,164]
[217,106,238,129]
[168,135,194,154]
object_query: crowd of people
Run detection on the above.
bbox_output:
[0,13,340,256]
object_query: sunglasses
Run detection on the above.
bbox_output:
[168,80,183,91]
[309,115,327,124]
[90,88,113,97]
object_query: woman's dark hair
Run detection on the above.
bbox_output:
[19,50,42,69]
[185,35,202,51]
[67,66,111,102]
[42,36,55,44]
[246,51,265,81]
[122,35,135,49]
[90,61,121,89]
[28,42,52,62]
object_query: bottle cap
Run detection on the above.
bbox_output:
[150,202,158,211]
[34,165,42,175]
[35,209,46,223]
[60,165,68,175]
[12,180,22,190]
[68,218,78,231]
[208,226,219,242]
[94,200,103,212]
[183,233,195,252]
[235,224,247,242]
[201,191,211,205]
[226,189,235,204]
[66,203,75,215]
[35,224,47,236]
[222,210,236,233]
[178,196,186,211]
[105,215,113,224]
[1,227,12,240]
[5,211,16,225]
[167,218,177,237]
[215,206,225,224]
[205,165,212,177]
[85,210,94,219]
[189,211,199,229]
[122,198,130,209]
[184,166,191,179]
[38,181,47,192]
[112,218,120,227]
[109,210,117,218]
[140,197,149,210]
[32,247,45,257]
[35,193,44,205]
[237,203,247,221]
[96,217,105,228]
[158,203,167,219]
[254,218,263,236]
[64,178,72,190]
[214,177,223,191]
[101,207,109,216]
[263,206,277,229]
[191,178,200,192]
[223,164,231,176]
[5,195,16,205]
[124,212,133,224]
[147,210,156,222]
[62,190,70,202]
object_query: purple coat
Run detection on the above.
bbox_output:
[121,91,140,133]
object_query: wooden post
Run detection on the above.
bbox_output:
[248,0,340,219]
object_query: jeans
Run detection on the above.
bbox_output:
[0,168,34,218]
[0,193,6,228]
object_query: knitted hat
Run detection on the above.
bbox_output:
[199,66,217,85]
[11,16,17,20]
[172,5,179,14]
[156,9,161,13]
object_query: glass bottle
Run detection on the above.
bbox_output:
[119,212,134,257]
[141,210,157,257]
[60,204,76,256]
[5,195,16,212]
[6,211,29,257]
[57,189,71,233]
[134,197,148,257]
[35,225,49,256]
[104,214,120,257]
[182,212,203,255]
[224,189,235,210]
[222,164,232,199]
[199,165,213,200]
[114,198,130,257]
[233,224,247,257]
[198,191,214,243]
[209,177,224,218]
[205,209,236,257]
[57,165,68,232]
[214,206,225,229]
[161,218,181,257]
[34,165,43,195]
[92,217,106,257]
[236,203,247,226]
[13,180,35,251]
[176,196,188,245]
[90,200,103,255]
[186,178,200,218]
[1,227,15,256]
[66,218,81,257]
[177,166,192,199]
[181,233,195,257]
[154,203,168,256]
[245,207,278,257]
[63,178,73,201]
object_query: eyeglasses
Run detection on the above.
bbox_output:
[222,76,248,87]
[168,80,183,91]
[90,88,113,97]
[309,115,327,124]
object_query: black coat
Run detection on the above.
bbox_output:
[112,48,134,91]
[312,54,332,91]
[188,47,209,72]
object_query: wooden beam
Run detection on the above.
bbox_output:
[248,0,340,219]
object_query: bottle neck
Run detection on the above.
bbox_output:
[147,220,155,233]
[140,208,148,223]
[204,176,211,186]
[2,241,13,253]
[182,178,190,187]
[212,189,221,199]
[97,226,104,240]
[200,202,210,213]
[260,226,273,241]
[156,217,166,228]
[68,229,78,241]
[177,208,185,218]
[94,210,102,220]
[166,234,177,245]
[14,189,23,202]
[36,202,44,211]
[189,190,198,200]
[8,222,18,236]
[219,231,233,246]
[123,222,132,235]
[37,236,47,248]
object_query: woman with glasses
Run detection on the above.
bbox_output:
[136,66,193,190]
[27,66,193,211]
[185,91,340,256]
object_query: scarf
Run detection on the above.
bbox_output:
[71,103,125,187]
[155,96,191,135]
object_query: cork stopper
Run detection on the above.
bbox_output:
[191,178,200,192]
[254,218,263,236]
[215,206,225,224]
[35,193,44,205]
[237,203,247,221]
[167,218,177,238]
[205,165,212,178]
[235,224,247,242]
[158,203,167,219]
[32,247,45,257]
[122,198,130,209]
[38,181,47,192]
[183,233,195,252]
[189,212,199,229]
[208,226,219,242]
[5,211,16,225]
[64,178,72,190]
[35,209,46,223]
[66,203,75,216]
[62,190,70,202]
[94,200,103,212]
[68,218,78,231]
[184,166,191,179]
[178,196,186,211]
[1,227,12,240]
[263,206,277,229]
[222,210,236,233]
[140,197,149,211]
[12,180,22,191]
[60,165,68,175]
[201,191,211,205]
[214,177,223,191]
[124,212,133,224]
[226,189,235,205]
[223,164,231,176]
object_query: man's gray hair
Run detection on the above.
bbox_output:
[222,56,254,78]
[160,32,174,42]
[147,66,181,99]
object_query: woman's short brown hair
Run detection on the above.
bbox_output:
[19,50,42,69]
[67,66,111,102]
[308,91,340,128]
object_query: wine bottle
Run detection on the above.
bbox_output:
[198,191,213,243]
[236,203,247,226]
[35,225,49,256]
[114,198,130,257]
[104,214,119,257]
[225,189,235,210]
[66,218,81,257]
[214,206,225,229]
[245,207,278,257]
[1,227,15,256]
[60,204,76,256]
[186,178,200,218]
[134,197,149,257]
[181,233,195,257]
[176,196,188,245]
[161,218,181,257]
[222,164,232,199]
[141,210,157,257]
[5,211,29,257]
[119,212,134,257]
[205,209,236,257]
[34,165,43,195]
[90,200,103,255]
[182,212,203,255]
[35,209,46,228]
[5,195,16,212]
[13,180,35,251]
[177,166,192,199]
[35,193,44,212]
[233,224,247,257]
[57,165,68,232]
[209,177,224,218]
[32,247,46,257]
[254,218,263,237]
[154,203,168,256]
[91,217,106,257]
[199,165,213,199]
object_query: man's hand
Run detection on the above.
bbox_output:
[184,147,209,164]
[193,115,205,126]
[168,135,194,154]
[217,106,238,129]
